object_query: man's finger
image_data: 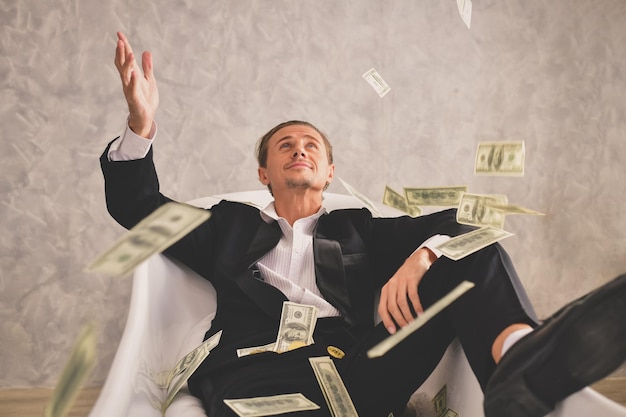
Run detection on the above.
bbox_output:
[408,284,423,315]
[378,287,396,334]
[142,51,154,81]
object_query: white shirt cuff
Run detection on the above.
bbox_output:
[412,234,451,259]
[107,119,157,161]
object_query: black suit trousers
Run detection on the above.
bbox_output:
[189,242,538,417]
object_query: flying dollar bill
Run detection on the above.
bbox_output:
[456,192,507,229]
[383,186,422,217]
[44,324,97,417]
[86,202,211,276]
[475,141,525,176]
[486,203,545,216]
[275,302,318,353]
[224,393,320,417]
[338,178,382,217]
[162,330,222,412]
[457,0,472,28]
[404,186,468,207]
[309,356,359,417]
[362,68,391,97]
[367,281,475,358]
[436,227,514,261]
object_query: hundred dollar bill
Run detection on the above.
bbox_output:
[432,385,447,416]
[86,202,211,276]
[457,0,472,29]
[436,227,513,261]
[275,302,318,353]
[383,186,421,217]
[236,342,277,358]
[224,393,320,417]
[475,141,525,176]
[162,330,222,412]
[486,202,545,216]
[367,281,474,358]
[339,178,382,217]
[362,68,390,97]
[456,193,508,229]
[404,186,468,207]
[44,324,97,417]
[309,356,359,417]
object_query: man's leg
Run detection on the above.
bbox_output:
[337,242,538,416]
[484,273,626,417]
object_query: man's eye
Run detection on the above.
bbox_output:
[279,143,291,149]
[306,143,317,149]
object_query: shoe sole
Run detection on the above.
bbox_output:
[484,274,626,417]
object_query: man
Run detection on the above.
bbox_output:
[102,32,625,417]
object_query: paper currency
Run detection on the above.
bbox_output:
[475,141,525,176]
[309,356,359,417]
[456,192,507,229]
[162,330,222,412]
[236,342,277,358]
[362,68,391,97]
[443,409,459,417]
[457,0,472,29]
[487,203,545,216]
[383,186,422,217]
[436,227,513,261]
[224,393,320,417]
[432,385,447,416]
[367,281,474,358]
[404,186,468,207]
[44,324,97,417]
[339,178,382,217]
[86,202,211,276]
[275,302,318,353]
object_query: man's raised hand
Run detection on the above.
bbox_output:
[114,32,159,138]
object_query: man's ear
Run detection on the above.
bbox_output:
[258,167,269,185]
[326,164,335,184]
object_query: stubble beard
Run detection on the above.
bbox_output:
[286,179,312,190]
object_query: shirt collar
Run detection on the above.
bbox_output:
[260,201,327,225]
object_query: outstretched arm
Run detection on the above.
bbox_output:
[114,31,159,138]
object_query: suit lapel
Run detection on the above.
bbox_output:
[314,226,353,325]
[235,220,287,320]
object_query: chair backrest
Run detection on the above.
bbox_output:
[187,189,405,216]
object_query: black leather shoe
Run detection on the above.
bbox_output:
[484,273,626,417]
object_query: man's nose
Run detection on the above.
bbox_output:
[292,145,306,158]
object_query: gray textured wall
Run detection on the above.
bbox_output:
[1,0,624,388]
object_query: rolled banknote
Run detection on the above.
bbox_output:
[224,393,320,417]
[436,227,513,261]
[275,302,318,353]
[86,202,211,277]
[404,186,468,207]
[309,356,359,417]
[383,186,421,217]
[236,342,277,358]
[367,282,475,358]
[44,324,97,417]
[475,141,525,176]
[456,192,507,229]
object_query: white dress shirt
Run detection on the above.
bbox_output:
[108,121,450,317]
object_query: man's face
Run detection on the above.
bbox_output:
[258,125,334,195]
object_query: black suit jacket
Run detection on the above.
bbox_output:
[100,142,469,372]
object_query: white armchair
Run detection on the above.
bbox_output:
[89,191,626,417]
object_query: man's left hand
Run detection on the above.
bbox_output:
[378,247,437,334]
